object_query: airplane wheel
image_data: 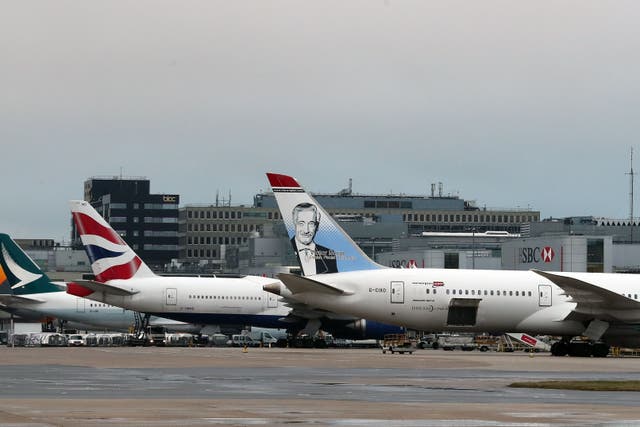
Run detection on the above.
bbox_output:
[550,341,568,357]
[592,343,610,358]
[568,342,592,357]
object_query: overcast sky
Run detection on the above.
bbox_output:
[2,1,640,241]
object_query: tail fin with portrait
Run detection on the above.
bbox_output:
[267,173,383,275]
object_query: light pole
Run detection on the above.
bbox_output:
[371,238,376,261]
[471,227,476,270]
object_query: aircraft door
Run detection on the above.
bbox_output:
[76,297,85,313]
[390,281,405,304]
[267,292,278,308]
[538,284,552,307]
[165,288,177,306]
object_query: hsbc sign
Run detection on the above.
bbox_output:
[541,247,555,262]
[519,246,555,264]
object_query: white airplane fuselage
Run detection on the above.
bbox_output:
[79,275,289,329]
[5,290,196,332]
[285,268,640,346]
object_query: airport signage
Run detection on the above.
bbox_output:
[163,195,177,203]
[519,246,555,264]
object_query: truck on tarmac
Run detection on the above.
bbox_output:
[381,334,415,354]
[146,326,168,346]
[247,331,278,346]
[437,334,476,351]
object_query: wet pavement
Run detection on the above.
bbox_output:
[0,347,639,426]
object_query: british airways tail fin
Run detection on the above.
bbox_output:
[70,200,156,282]
[0,233,61,295]
[267,173,384,275]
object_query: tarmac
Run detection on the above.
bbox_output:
[1,346,640,426]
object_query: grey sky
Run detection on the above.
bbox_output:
[2,1,640,241]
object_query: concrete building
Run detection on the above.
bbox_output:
[73,176,180,270]
[525,216,640,273]
[501,235,612,273]
[376,231,518,270]
[179,184,539,273]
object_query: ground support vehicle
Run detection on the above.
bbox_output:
[437,334,476,351]
[227,334,260,347]
[381,334,414,354]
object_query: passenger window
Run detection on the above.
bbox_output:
[490,290,494,296]
[433,289,437,294]
[516,291,519,296]
[509,291,513,296]
[446,289,450,295]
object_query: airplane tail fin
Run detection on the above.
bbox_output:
[0,233,60,295]
[267,173,383,275]
[70,200,156,282]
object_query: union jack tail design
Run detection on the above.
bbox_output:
[70,200,155,282]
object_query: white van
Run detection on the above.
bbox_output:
[226,334,260,347]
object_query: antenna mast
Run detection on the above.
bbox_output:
[628,148,635,242]
[630,148,634,223]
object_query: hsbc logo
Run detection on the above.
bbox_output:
[519,246,555,264]
[541,246,554,263]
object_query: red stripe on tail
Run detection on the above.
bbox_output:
[266,173,300,188]
[72,212,124,245]
[95,257,142,282]
[66,282,95,297]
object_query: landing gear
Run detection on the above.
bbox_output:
[130,312,151,345]
[550,339,569,357]
[551,338,610,357]
[592,342,610,358]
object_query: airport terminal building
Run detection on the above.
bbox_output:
[178,184,540,274]
[18,176,640,276]
[70,176,180,270]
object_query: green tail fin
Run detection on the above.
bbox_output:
[0,234,61,295]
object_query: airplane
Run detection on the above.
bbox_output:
[264,173,640,357]
[0,233,199,333]
[67,200,402,339]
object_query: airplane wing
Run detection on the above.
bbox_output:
[277,273,352,296]
[532,270,640,313]
[265,277,359,326]
[282,299,359,321]
[67,280,139,297]
[0,294,46,305]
